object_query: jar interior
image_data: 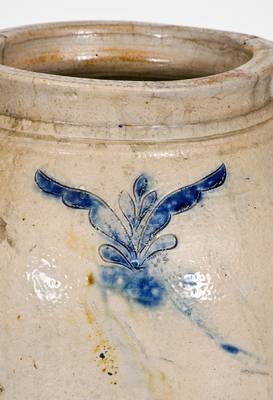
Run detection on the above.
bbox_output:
[1,23,252,81]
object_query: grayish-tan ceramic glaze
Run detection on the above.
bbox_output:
[0,21,272,399]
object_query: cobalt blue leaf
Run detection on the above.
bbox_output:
[88,204,134,252]
[118,191,136,232]
[35,170,133,251]
[140,164,226,248]
[35,169,96,208]
[140,191,157,219]
[195,163,227,192]
[141,234,177,262]
[99,244,133,270]
[133,175,149,203]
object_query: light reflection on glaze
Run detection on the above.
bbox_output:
[175,271,219,302]
[28,269,63,303]
[26,253,73,304]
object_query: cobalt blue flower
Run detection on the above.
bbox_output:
[123,271,166,307]
[35,164,226,307]
[101,267,166,307]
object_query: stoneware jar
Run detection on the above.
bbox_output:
[0,21,272,400]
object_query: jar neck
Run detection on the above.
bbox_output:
[0,21,273,142]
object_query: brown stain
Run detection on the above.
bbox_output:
[83,302,118,384]
[84,303,95,325]
[87,273,95,286]
[18,51,64,69]
[0,217,7,242]
[0,217,15,247]
[83,47,167,64]
[93,325,118,383]
[14,47,169,80]
[144,367,174,400]
[66,231,99,263]
[159,370,166,382]
[146,369,154,389]
[16,314,21,320]
[7,236,15,248]
[15,47,164,69]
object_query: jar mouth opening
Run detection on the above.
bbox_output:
[1,21,252,82]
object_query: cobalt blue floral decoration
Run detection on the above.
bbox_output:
[35,163,226,307]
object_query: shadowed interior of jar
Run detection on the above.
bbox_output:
[1,23,253,81]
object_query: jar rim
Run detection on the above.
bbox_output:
[0,21,273,142]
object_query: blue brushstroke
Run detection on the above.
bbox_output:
[176,301,250,359]
[123,271,166,307]
[133,175,149,204]
[221,343,241,355]
[139,164,226,248]
[141,234,177,263]
[167,272,257,361]
[118,191,136,232]
[35,170,135,254]
[99,244,134,271]
[140,191,157,219]
[101,266,132,291]
[101,267,165,307]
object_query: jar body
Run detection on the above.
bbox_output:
[0,119,272,399]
